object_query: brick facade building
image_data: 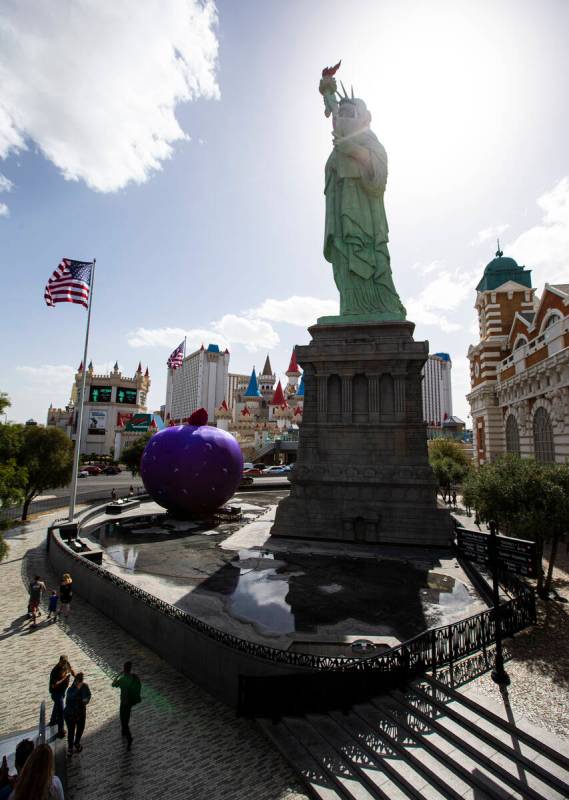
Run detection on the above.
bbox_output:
[467,249,569,465]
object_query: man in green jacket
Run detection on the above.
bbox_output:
[112,661,141,749]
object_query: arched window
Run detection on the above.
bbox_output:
[514,336,528,350]
[533,407,555,463]
[544,313,561,330]
[505,415,520,455]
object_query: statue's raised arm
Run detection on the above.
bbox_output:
[318,62,407,323]
[319,60,341,118]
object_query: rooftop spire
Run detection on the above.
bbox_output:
[243,367,262,398]
[271,380,287,406]
[496,238,503,258]
[136,362,142,373]
[287,349,300,374]
[261,353,273,376]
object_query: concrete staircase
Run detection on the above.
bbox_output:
[259,675,569,800]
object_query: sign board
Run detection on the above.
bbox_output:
[496,535,538,578]
[456,527,537,578]
[125,413,152,432]
[117,387,137,405]
[456,528,490,567]
[87,409,107,435]
[89,386,112,403]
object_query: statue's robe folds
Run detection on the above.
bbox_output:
[324,130,406,319]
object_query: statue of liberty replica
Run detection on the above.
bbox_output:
[271,63,450,546]
[318,61,406,323]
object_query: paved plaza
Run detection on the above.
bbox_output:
[0,510,307,800]
[1,505,568,800]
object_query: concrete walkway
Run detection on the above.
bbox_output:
[0,513,307,800]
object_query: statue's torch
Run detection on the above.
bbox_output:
[319,60,341,118]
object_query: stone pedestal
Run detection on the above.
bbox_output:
[271,321,451,546]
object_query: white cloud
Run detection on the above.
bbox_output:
[405,269,476,332]
[405,302,462,333]
[471,223,510,246]
[127,326,223,350]
[0,203,8,217]
[212,314,279,351]
[0,1,219,192]
[129,311,280,353]
[253,296,339,326]
[0,173,13,192]
[411,260,446,276]
[507,177,569,285]
[16,364,75,395]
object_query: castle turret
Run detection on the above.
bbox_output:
[215,398,232,431]
[258,354,276,404]
[285,348,301,396]
[242,367,262,417]
[467,247,535,464]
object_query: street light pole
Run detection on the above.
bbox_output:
[489,519,510,686]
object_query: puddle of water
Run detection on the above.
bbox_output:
[91,511,479,643]
[198,550,476,640]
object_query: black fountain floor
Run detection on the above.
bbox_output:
[87,491,486,651]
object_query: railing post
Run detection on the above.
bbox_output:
[431,629,437,678]
[37,700,46,744]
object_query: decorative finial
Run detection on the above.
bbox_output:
[496,238,503,258]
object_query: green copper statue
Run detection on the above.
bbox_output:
[318,62,406,323]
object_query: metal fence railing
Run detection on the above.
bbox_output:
[0,486,140,523]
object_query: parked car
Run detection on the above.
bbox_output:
[81,465,102,475]
[262,465,290,475]
[254,463,266,470]
[243,467,263,477]
[243,462,255,471]
[239,475,254,487]
[78,470,89,478]
[103,465,121,475]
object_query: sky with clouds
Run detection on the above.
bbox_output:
[1,0,568,424]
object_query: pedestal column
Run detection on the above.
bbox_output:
[271,320,451,546]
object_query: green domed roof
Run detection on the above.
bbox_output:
[485,255,519,273]
[476,249,532,292]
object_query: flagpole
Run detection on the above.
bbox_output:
[68,258,96,522]
[167,367,174,421]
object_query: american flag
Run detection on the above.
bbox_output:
[44,259,93,309]
[167,341,184,369]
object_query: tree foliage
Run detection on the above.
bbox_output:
[463,454,569,595]
[0,391,11,418]
[428,438,471,499]
[18,426,74,520]
[0,423,27,509]
[121,432,152,476]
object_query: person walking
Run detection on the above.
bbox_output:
[58,574,73,620]
[27,576,46,627]
[112,661,141,749]
[47,591,58,622]
[64,673,91,757]
[128,485,134,498]
[48,656,75,738]
[11,744,64,800]
[111,487,118,502]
